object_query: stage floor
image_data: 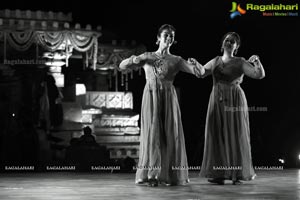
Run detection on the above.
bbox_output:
[0,169,299,200]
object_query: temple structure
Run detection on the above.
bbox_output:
[0,9,146,168]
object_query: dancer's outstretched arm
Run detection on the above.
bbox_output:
[119,52,153,71]
[187,57,215,78]
[242,55,265,79]
[178,57,205,78]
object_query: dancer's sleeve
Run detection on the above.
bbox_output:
[178,57,205,78]
[119,53,148,71]
[241,57,265,79]
[200,58,215,78]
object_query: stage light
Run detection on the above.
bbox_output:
[278,159,285,164]
[76,84,86,96]
[298,154,300,160]
[12,113,15,117]
[45,60,66,67]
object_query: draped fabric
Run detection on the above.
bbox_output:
[0,30,99,69]
[7,31,35,51]
[35,31,65,52]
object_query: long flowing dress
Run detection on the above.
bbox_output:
[200,56,256,181]
[122,52,197,185]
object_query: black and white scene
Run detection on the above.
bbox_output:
[0,0,299,199]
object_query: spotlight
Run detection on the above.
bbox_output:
[278,159,285,164]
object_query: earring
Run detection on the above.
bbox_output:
[156,40,159,45]
[234,49,238,55]
[173,40,177,44]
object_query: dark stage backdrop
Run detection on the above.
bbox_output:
[1,0,299,168]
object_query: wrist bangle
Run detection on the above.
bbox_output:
[129,56,135,65]
[132,56,137,64]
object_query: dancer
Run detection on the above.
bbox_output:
[119,24,204,186]
[189,32,265,185]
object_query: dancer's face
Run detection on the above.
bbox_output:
[157,29,175,48]
[222,34,238,53]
